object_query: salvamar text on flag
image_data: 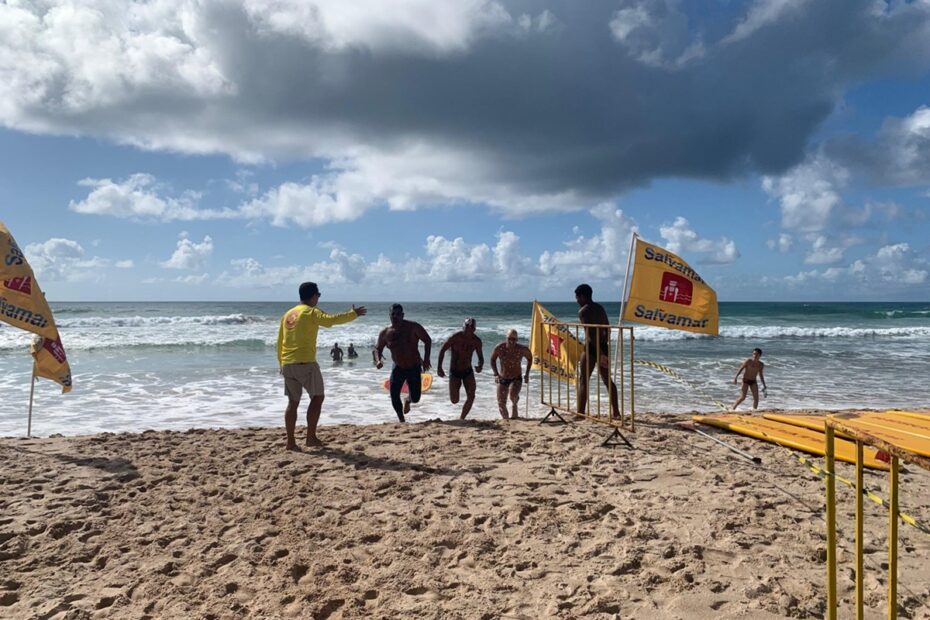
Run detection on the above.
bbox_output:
[621,238,719,336]
[530,300,585,383]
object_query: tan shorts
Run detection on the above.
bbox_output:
[282,362,324,400]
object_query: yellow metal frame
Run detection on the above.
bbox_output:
[826,426,837,620]
[537,322,635,432]
[824,414,925,620]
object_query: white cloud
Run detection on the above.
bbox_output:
[240,176,371,228]
[723,0,810,44]
[0,0,230,125]
[873,242,928,284]
[658,216,739,264]
[538,205,639,285]
[74,145,595,228]
[23,237,107,282]
[325,245,370,283]
[161,234,214,270]
[174,273,210,285]
[70,174,236,222]
[493,230,537,278]
[216,207,639,293]
[114,259,134,268]
[851,106,930,186]
[217,256,353,289]
[783,242,928,290]
[609,0,704,69]
[762,154,849,232]
[804,235,845,265]
[766,233,793,253]
[241,0,515,56]
[420,235,494,281]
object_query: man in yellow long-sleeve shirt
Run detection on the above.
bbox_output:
[277,281,367,450]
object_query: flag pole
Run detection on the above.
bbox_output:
[613,232,638,393]
[27,362,36,438]
[618,232,638,325]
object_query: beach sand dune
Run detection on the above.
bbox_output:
[2,410,930,619]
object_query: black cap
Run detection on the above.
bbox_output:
[299,281,320,301]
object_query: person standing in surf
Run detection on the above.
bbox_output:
[732,347,766,410]
[490,329,533,419]
[436,317,484,420]
[374,304,432,422]
[575,283,620,419]
[277,282,367,450]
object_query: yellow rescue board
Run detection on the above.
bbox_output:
[887,410,930,424]
[762,414,855,439]
[829,411,930,459]
[693,415,889,470]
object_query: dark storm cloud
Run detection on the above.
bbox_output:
[4,0,930,209]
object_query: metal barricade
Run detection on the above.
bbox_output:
[535,322,635,435]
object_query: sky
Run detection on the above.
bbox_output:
[1,0,929,302]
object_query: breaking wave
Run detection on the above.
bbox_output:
[633,325,930,341]
[56,314,266,328]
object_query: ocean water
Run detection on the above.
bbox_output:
[1,301,930,437]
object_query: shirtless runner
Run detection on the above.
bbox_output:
[437,318,484,419]
[733,347,766,410]
[490,329,533,419]
[374,304,432,422]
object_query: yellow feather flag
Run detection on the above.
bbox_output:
[1,221,72,392]
[529,300,585,383]
[621,238,719,336]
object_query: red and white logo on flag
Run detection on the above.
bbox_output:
[3,276,32,295]
[548,332,562,356]
[43,336,67,364]
[659,272,693,306]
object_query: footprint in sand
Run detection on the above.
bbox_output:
[290,563,308,584]
[314,598,345,619]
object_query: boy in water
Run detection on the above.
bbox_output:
[733,347,766,410]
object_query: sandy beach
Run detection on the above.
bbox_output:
[2,409,930,620]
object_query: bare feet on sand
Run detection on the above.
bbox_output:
[403,398,411,415]
[285,442,302,452]
[305,437,324,448]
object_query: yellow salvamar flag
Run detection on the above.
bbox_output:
[621,238,719,336]
[31,334,73,393]
[530,300,585,383]
[1,221,73,392]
